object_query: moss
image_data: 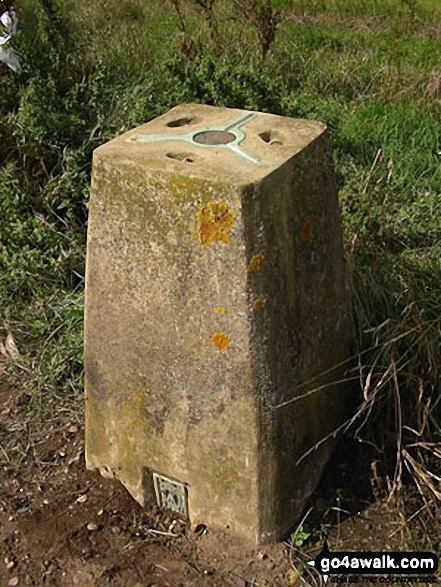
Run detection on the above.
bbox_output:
[167,174,199,202]
[214,459,240,491]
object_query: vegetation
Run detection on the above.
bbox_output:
[1,0,440,502]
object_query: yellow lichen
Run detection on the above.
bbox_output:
[168,175,197,201]
[252,297,267,311]
[197,201,236,247]
[248,254,266,272]
[212,332,230,351]
[214,306,226,315]
[301,219,313,242]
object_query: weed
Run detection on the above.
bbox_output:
[253,0,283,62]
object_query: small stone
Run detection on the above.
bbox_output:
[8,578,19,586]
[68,425,78,433]
[257,552,267,560]
[97,509,104,516]
[6,561,14,569]
[76,495,87,503]
[87,523,98,531]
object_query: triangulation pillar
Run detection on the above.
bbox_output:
[84,104,351,544]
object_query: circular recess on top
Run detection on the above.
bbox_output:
[192,130,236,145]
[167,117,197,127]
[259,130,283,146]
[166,152,194,163]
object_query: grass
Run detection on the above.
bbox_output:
[1,0,440,505]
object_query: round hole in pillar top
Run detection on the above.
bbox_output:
[166,117,199,128]
[166,152,194,163]
[259,131,282,146]
[192,130,236,145]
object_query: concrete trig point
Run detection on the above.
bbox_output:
[85,104,351,544]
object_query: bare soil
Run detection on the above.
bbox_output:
[1,373,440,587]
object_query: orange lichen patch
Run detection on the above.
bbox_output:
[197,201,236,247]
[212,332,230,352]
[214,306,226,315]
[248,254,266,272]
[301,219,313,242]
[252,297,267,311]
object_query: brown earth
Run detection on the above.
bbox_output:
[1,371,440,587]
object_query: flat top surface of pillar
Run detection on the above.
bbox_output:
[94,104,326,183]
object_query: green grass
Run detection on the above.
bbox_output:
[291,0,441,21]
[1,0,440,494]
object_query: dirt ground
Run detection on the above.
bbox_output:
[1,372,440,587]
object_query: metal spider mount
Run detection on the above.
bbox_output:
[127,112,261,164]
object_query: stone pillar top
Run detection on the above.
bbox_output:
[94,103,326,183]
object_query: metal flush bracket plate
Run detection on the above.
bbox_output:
[127,112,261,164]
[153,472,189,517]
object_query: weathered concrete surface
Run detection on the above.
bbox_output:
[84,104,352,544]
